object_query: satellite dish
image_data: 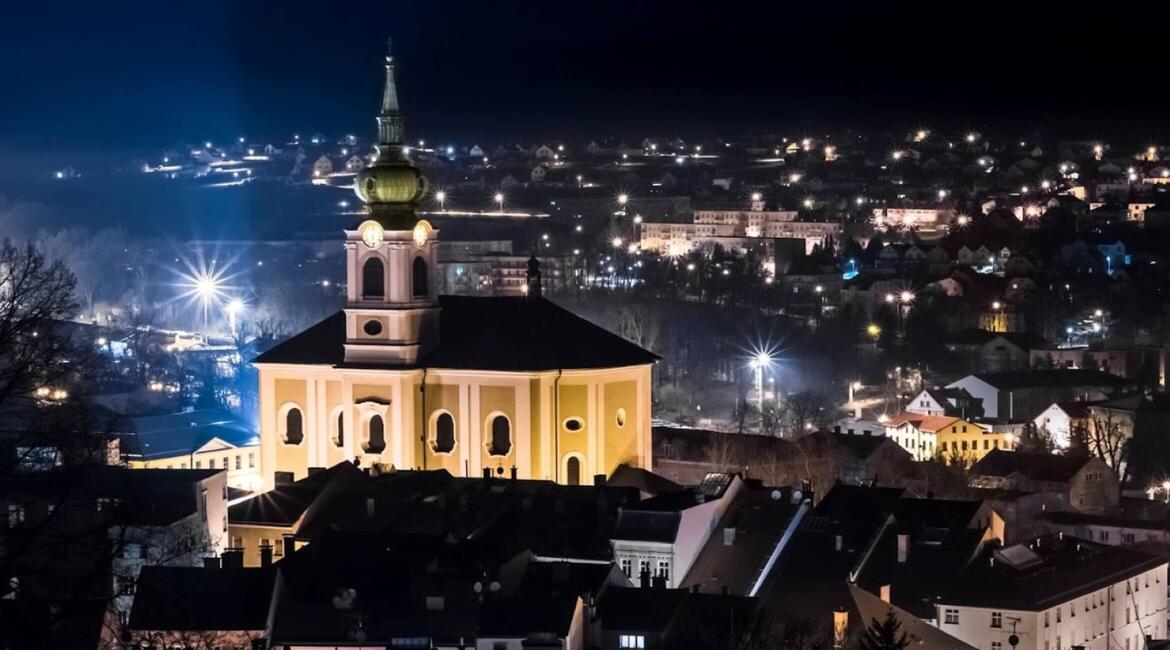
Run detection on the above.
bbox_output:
[792,490,804,503]
[770,490,783,501]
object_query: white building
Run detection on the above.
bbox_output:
[936,536,1168,650]
[640,209,840,257]
[609,474,744,588]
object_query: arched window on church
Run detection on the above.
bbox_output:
[283,408,304,445]
[432,412,455,454]
[365,414,386,453]
[362,257,385,299]
[412,257,428,298]
[565,456,581,486]
[488,415,511,456]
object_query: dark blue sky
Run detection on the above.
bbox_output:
[3,0,1169,153]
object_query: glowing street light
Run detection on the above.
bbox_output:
[434,190,447,207]
[891,150,904,161]
[617,193,629,206]
[225,298,245,335]
[611,236,624,249]
[751,192,762,202]
[866,323,881,339]
[965,132,978,143]
[899,291,914,304]
[493,193,505,210]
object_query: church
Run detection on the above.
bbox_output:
[252,44,657,490]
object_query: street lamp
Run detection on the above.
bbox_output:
[225,298,245,336]
[750,351,774,418]
[493,193,505,210]
[434,190,447,208]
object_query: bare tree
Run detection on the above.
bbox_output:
[1086,410,1130,482]
[0,240,79,409]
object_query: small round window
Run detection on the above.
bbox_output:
[363,319,383,336]
[365,177,377,196]
[563,417,584,432]
[616,408,627,428]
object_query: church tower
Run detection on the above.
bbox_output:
[345,39,439,366]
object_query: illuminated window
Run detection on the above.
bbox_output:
[620,635,645,649]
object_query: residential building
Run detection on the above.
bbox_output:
[609,473,745,588]
[120,409,261,492]
[935,535,1168,650]
[970,450,1119,515]
[946,370,1129,420]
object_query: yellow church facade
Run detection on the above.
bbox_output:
[256,362,652,490]
[253,43,656,490]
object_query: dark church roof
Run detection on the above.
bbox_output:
[253,295,659,371]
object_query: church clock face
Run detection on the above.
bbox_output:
[412,220,432,249]
[358,220,384,249]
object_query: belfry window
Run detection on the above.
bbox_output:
[412,257,428,297]
[283,408,304,445]
[432,412,455,454]
[488,415,511,456]
[365,415,386,453]
[362,257,385,299]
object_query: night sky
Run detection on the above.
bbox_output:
[3,0,1170,154]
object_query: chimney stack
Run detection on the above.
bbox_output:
[639,568,650,589]
[260,544,273,567]
[593,474,607,487]
[222,548,243,569]
[897,533,909,563]
[203,556,221,570]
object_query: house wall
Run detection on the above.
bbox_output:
[256,364,652,490]
[937,564,1169,650]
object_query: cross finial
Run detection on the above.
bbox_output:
[386,37,393,56]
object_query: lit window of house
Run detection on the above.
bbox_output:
[619,635,646,649]
[991,611,1002,628]
[944,609,959,624]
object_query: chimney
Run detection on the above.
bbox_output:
[690,584,700,594]
[723,526,737,546]
[652,575,667,590]
[833,425,841,434]
[897,533,909,563]
[510,466,517,480]
[203,556,221,570]
[260,544,273,568]
[639,568,651,589]
[593,474,607,487]
[880,584,891,603]
[833,607,849,649]
[222,548,243,569]
[482,468,492,479]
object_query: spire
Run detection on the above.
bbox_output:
[381,38,400,117]
[376,37,404,151]
[354,37,427,228]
